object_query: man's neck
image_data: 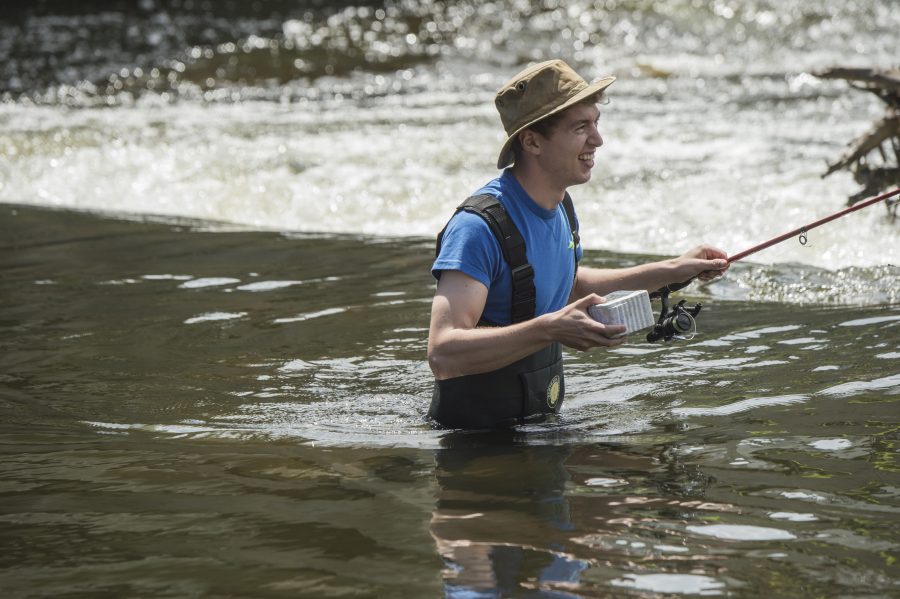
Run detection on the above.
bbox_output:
[509,165,566,210]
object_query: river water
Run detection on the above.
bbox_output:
[1,1,899,597]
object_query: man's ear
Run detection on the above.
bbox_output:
[518,129,542,157]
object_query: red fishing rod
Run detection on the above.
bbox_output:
[727,187,900,263]
[646,187,899,343]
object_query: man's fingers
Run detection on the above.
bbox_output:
[601,324,627,338]
[575,293,605,308]
[587,321,627,344]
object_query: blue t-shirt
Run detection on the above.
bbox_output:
[432,170,583,325]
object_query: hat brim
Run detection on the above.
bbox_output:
[496,76,616,169]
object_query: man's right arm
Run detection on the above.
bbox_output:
[427,270,626,380]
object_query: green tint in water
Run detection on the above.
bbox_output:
[1,206,898,597]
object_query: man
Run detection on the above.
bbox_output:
[427,59,728,429]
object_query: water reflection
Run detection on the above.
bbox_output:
[428,431,732,596]
[430,431,589,597]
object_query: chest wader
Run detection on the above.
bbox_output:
[428,194,580,429]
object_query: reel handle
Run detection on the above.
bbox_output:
[649,276,696,299]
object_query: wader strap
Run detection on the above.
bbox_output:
[435,193,581,323]
[561,192,580,280]
[436,194,535,324]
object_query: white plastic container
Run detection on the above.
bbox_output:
[588,290,655,336]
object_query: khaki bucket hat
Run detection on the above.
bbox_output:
[494,59,615,169]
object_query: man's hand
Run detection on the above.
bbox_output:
[572,245,730,300]
[542,294,627,351]
[674,245,730,282]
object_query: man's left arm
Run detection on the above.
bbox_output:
[571,245,729,299]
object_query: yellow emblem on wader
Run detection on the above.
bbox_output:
[547,374,561,408]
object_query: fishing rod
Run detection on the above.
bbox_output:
[645,187,899,342]
[727,186,900,263]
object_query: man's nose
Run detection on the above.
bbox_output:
[588,125,603,147]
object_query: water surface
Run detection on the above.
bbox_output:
[2,205,898,597]
[1,1,899,596]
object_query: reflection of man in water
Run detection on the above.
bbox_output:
[429,431,588,596]
[429,432,703,596]
[427,60,728,429]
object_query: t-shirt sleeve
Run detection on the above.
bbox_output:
[432,211,502,288]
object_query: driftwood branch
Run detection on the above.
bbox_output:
[822,115,900,177]
[816,67,900,105]
[816,67,900,209]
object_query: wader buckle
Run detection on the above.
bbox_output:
[511,263,534,282]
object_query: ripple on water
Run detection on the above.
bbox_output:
[808,438,853,451]
[610,573,726,595]
[686,524,796,541]
[584,477,628,488]
[141,274,192,280]
[817,374,900,397]
[235,280,303,291]
[278,359,316,372]
[183,311,246,324]
[838,315,900,327]
[671,394,808,417]
[769,512,819,522]
[272,307,347,324]
[179,277,241,289]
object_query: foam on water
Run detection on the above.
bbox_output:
[1,0,897,278]
[1,88,895,270]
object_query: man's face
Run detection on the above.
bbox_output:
[535,102,603,188]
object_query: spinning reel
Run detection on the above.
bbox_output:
[647,284,702,343]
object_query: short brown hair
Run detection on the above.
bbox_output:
[509,93,606,164]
